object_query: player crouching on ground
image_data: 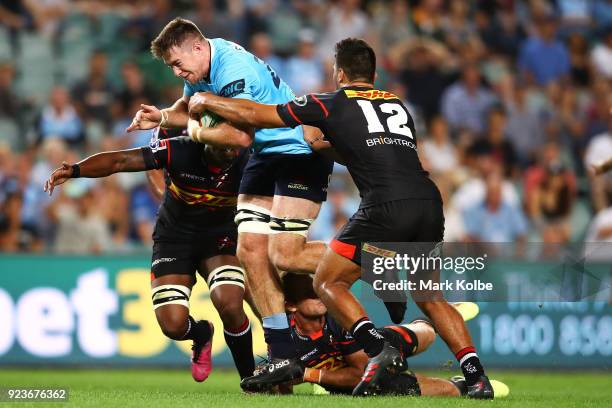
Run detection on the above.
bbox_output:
[43,130,255,382]
[280,273,509,397]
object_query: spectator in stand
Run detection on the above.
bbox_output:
[97,176,130,249]
[585,120,612,212]
[0,186,23,252]
[451,150,519,213]
[518,12,570,86]
[284,29,324,95]
[22,0,67,38]
[248,32,286,81]
[441,0,478,53]
[373,0,414,54]
[47,179,113,254]
[114,60,158,116]
[129,182,158,245]
[412,0,445,41]
[590,26,612,79]
[0,62,19,119]
[524,142,576,243]
[317,0,368,64]
[441,63,497,135]
[502,78,543,167]
[566,32,591,87]
[36,86,84,148]
[586,179,612,243]
[188,0,240,42]
[71,50,114,126]
[21,138,71,243]
[0,0,34,57]
[420,115,458,177]
[396,39,456,121]
[477,5,526,59]
[462,171,528,243]
[473,106,519,178]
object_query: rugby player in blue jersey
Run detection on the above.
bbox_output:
[126,18,334,380]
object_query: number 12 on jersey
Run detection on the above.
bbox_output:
[356,100,414,139]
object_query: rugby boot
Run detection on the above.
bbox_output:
[352,341,406,396]
[467,374,494,399]
[449,375,468,396]
[191,322,214,382]
[240,357,304,392]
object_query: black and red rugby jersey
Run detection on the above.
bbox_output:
[141,136,247,237]
[277,86,441,208]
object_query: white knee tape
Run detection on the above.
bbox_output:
[235,203,272,234]
[269,216,313,237]
[151,285,191,310]
[207,265,246,292]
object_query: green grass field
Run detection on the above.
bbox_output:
[0,369,610,407]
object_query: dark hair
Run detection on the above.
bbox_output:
[150,17,205,60]
[282,273,317,304]
[334,38,376,83]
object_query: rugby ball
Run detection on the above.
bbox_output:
[188,111,224,142]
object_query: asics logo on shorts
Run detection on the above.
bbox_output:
[152,257,177,267]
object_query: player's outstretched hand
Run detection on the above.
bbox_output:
[44,162,73,196]
[188,92,210,120]
[126,104,162,132]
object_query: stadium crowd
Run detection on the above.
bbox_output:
[1,0,612,253]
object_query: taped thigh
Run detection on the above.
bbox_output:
[207,265,246,292]
[234,203,271,234]
[269,216,313,237]
[151,285,191,310]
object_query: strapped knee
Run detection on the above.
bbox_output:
[234,203,271,234]
[269,216,313,237]
[151,285,191,310]
[207,265,246,292]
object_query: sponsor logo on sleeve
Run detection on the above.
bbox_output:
[293,95,308,106]
[219,79,246,98]
[150,138,167,153]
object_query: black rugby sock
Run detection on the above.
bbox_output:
[224,319,255,379]
[455,346,485,385]
[351,317,385,357]
[263,327,296,359]
[183,316,212,343]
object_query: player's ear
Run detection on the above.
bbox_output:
[336,68,345,84]
[285,302,297,313]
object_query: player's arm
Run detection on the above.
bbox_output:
[43,148,151,195]
[126,96,189,132]
[190,92,285,128]
[146,169,166,201]
[303,351,367,389]
[188,120,254,148]
[303,127,346,165]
